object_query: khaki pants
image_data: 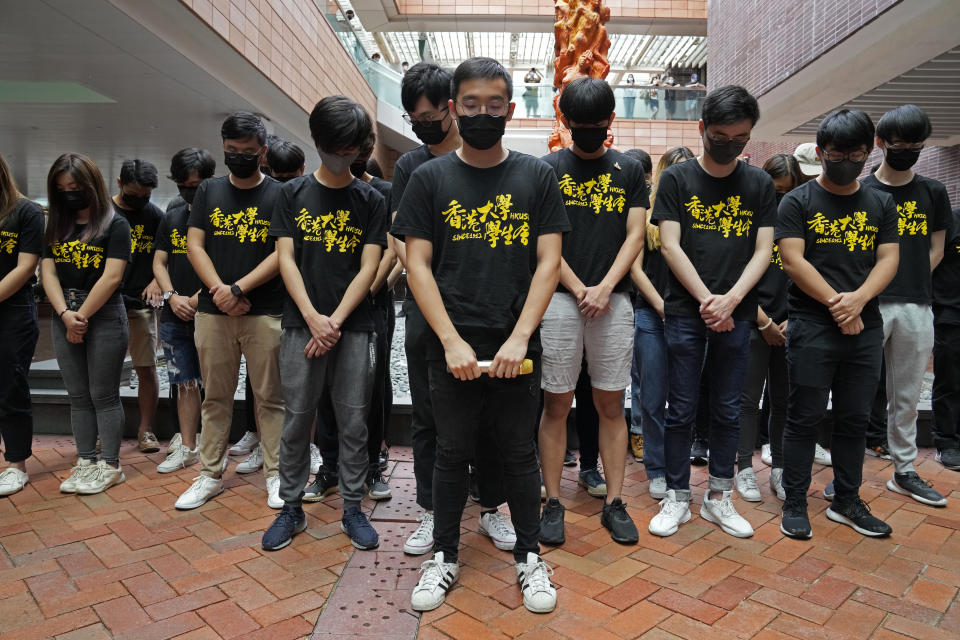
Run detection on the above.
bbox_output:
[194,312,283,478]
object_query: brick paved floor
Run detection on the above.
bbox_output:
[0,436,957,639]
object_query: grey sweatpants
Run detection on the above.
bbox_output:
[278,328,375,506]
[881,302,934,474]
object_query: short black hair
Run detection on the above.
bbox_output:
[221,111,267,145]
[624,148,652,175]
[309,95,372,152]
[876,104,932,143]
[168,148,216,184]
[401,63,453,112]
[266,140,305,174]
[119,159,158,188]
[452,57,513,102]
[559,77,615,124]
[366,158,384,179]
[817,108,875,152]
[701,85,760,128]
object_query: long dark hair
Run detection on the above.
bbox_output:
[762,154,803,189]
[45,153,114,244]
[0,153,25,229]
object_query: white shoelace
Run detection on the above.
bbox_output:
[658,498,687,517]
[416,558,454,592]
[715,496,739,518]
[485,512,514,537]
[409,513,434,543]
[740,470,759,493]
[184,476,212,498]
[310,445,322,467]
[519,558,554,594]
[233,432,258,450]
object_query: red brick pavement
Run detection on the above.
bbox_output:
[0,436,957,639]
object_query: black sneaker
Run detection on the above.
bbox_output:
[690,439,708,465]
[601,498,639,544]
[865,440,892,460]
[468,465,480,503]
[826,498,892,537]
[936,448,960,471]
[262,504,307,550]
[823,480,835,500]
[887,472,948,507]
[780,497,812,539]
[341,504,380,549]
[378,447,390,473]
[563,450,577,466]
[539,497,566,545]
[303,469,338,502]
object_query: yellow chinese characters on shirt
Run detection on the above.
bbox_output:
[50,239,105,270]
[806,211,878,251]
[294,208,363,254]
[130,224,154,254]
[209,206,270,243]
[770,243,783,270]
[684,195,754,238]
[0,229,18,255]
[441,194,531,248]
[897,201,927,236]
[169,229,188,255]
[557,172,627,215]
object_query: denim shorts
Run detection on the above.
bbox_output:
[159,321,201,386]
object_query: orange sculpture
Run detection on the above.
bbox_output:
[549,0,612,152]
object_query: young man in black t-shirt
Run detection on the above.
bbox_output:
[932,209,960,470]
[393,57,568,614]
[153,148,216,474]
[861,105,952,499]
[266,139,306,183]
[112,159,165,455]
[777,109,899,539]
[648,86,775,540]
[177,112,286,511]
[261,96,387,552]
[537,78,646,546]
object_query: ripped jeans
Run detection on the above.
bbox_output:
[159,321,202,386]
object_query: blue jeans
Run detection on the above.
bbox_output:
[663,315,751,496]
[630,307,667,479]
[159,321,201,386]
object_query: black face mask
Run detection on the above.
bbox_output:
[350,158,368,178]
[412,117,449,146]
[884,147,921,171]
[224,152,261,179]
[60,190,89,212]
[457,114,506,151]
[571,127,607,153]
[121,191,150,210]
[822,158,866,186]
[178,186,198,205]
[703,135,747,165]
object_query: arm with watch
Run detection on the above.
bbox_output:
[153,249,200,322]
[756,305,785,346]
[186,226,276,315]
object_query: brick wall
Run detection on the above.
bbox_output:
[395,0,706,19]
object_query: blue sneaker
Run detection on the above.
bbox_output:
[823,480,835,500]
[262,504,307,551]
[341,505,380,549]
[577,468,607,498]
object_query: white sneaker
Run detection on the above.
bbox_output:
[310,443,322,476]
[760,443,772,466]
[516,552,556,613]
[175,475,224,510]
[770,468,786,501]
[0,468,29,496]
[814,443,833,466]
[236,445,263,474]
[648,477,667,499]
[649,490,691,537]
[167,433,182,454]
[266,475,282,509]
[701,490,754,538]
[404,512,435,555]
[478,511,517,551]
[157,445,199,474]
[735,468,762,502]
[60,459,94,493]
[229,431,259,456]
[75,461,125,495]
[410,551,459,612]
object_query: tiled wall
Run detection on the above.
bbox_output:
[394,0,706,19]
[179,0,376,118]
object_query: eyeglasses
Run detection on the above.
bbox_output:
[885,142,924,152]
[402,109,449,126]
[706,134,750,145]
[821,149,869,163]
[454,100,509,118]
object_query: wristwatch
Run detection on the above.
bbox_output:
[163,290,176,301]
[230,283,244,297]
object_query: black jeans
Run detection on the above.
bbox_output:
[738,329,787,469]
[783,319,882,504]
[0,296,39,463]
[932,321,960,450]
[429,358,541,564]
[405,301,436,509]
[574,366,600,470]
[865,357,888,444]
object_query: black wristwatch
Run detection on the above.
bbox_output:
[230,283,244,297]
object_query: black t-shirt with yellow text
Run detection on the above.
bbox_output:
[651,159,777,320]
[540,148,649,293]
[113,201,164,304]
[391,151,570,359]
[0,198,45,302]
[754,241,789,324]
[775,180,899,328]
[43,214,132,292]
[156,200,202,324]
[269,174,388,332]
[186,175,283,315]
[861,173,951,305]
[390,144,442,303]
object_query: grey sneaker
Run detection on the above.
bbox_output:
[769,468,785,501]
[735,467,762,502]
[60,459,94,493]
[577,468,607,498]
[887,472,947,507]
[366,472,392,501]
[648,476,667,499]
